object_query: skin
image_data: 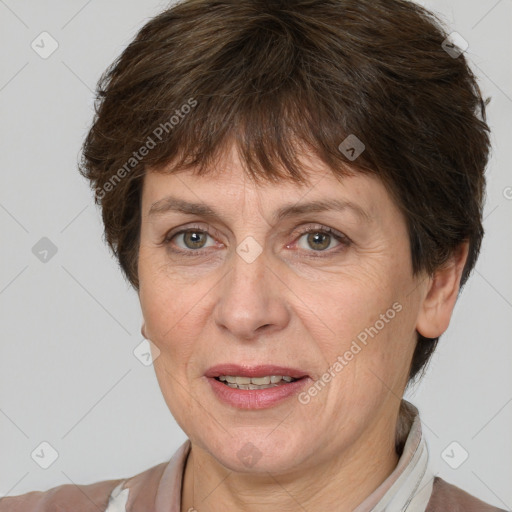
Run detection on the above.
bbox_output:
[137,142,468,512]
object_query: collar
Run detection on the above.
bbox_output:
[355,400,435,512]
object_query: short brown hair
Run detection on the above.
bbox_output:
[79,0,491,385]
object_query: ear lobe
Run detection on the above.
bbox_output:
[416,241,470,339]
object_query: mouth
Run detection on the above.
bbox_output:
[204,364,310,407]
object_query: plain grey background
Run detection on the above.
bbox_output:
[0,0,511,508]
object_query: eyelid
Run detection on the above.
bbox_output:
[290,223,349,242]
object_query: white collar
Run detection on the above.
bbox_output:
[355,400,434,512]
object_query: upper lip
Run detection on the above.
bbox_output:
[205,364,309,379]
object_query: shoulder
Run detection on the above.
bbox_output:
[0,461,168,512]
[0,477,124,512]
[426,476,507,512]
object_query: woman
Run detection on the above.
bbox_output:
[1,0,505,510]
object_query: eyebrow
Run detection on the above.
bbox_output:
[147,196,372,223]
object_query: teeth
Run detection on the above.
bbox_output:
[224,376,250,384]
[252,376,270,385]
[217,375,297,388]
[226,383,277,390]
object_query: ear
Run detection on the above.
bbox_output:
[416,241,470,339]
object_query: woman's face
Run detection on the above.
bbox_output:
[138,143,428,474]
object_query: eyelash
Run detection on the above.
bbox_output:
[161,223,351,259]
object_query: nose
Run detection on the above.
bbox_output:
[213,246,291,342]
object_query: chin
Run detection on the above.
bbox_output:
[203,432,305,474]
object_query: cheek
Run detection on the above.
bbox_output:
[142,292,202,360]
[296,271,394,346]
[139,249,211,345]
[294,265,415,389]
[336,300,415,406]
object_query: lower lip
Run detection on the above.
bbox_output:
[206,377,310,409]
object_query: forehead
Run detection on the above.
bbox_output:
[146,142,322,192]
[142,142,383,216]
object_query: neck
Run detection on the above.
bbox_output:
[180,406,403,512]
